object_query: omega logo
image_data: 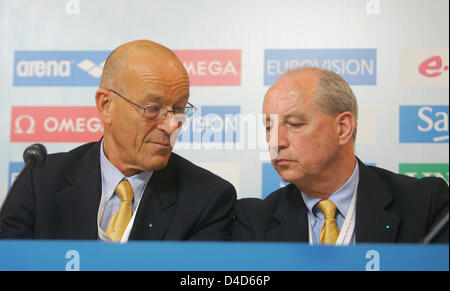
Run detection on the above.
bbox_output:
[14,115,36,134]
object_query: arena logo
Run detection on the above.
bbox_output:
[175,106,241,147]
[399,163,449,184]
[400,48,449,86]
[10,106,103,142]
[399,105,449,143]
[264,49,377,86]
[13,51,110,86]
[174,50,241,86]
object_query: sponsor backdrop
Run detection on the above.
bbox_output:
[0,0,448,205]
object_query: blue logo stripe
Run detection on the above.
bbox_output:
[264,48,377,86]
[13,51,110,86]
[8,162,24,189]
[177,106,241,143]
[399,105,449,143]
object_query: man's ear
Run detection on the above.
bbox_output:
[336,111,356,145]
[95,88,113,125]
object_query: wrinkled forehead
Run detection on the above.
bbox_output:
[122,54,190,99]
[127,48,188,78]
[263,72,319,114]
[102,41,190,97]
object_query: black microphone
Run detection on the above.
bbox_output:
[23,143,47,168]
[421,212,449,244]
[0,144,48,218]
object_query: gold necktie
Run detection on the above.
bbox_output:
[317,199,340,245]
[106,179,134,242]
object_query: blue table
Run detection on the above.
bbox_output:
[0,240,448,271]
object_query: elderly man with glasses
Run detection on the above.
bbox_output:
[0,40,237,242]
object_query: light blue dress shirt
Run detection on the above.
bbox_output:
[99,140,153,232]
[301,162,359,245]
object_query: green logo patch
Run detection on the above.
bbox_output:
[399,163,449,183]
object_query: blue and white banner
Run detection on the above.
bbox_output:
[8,162,24,189]
[0,0,448,200]
[177,106,241,144]
[399,105,449,143]
[264,49,377,86]
[13,51,110,86]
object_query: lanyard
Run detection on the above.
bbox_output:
[308,185,358,246]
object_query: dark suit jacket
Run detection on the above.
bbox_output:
[231,160,449,243]
[0,141,236,241]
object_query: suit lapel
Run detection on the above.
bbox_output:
[266,185,309,242]
[355,160,400,243]
[55,142,102,239]
[129,154,178,240]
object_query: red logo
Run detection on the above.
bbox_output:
[418,55,449,78]
[11,106,103,142]
[174,50,241,86]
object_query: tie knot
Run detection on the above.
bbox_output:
[115,179,134,202]
[317,199,337,219]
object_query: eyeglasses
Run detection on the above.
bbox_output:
[107,89,196,121]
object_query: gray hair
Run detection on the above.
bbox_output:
[314,69,358,141]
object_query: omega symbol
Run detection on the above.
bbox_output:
[14,115,36,134]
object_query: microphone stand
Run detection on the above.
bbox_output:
[422,212,449,244]
[0,144,47,218]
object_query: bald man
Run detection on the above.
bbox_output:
[231,68,448,244]
[0,40,236,242]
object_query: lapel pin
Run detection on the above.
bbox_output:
[149,224,153,228]
[385,225,390,229]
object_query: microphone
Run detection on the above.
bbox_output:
[0,144,48,218]
[23,143,47,168]
[421,212,449,244]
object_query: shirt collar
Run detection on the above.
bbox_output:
[100,140,153,202]
[301,161,359,218]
